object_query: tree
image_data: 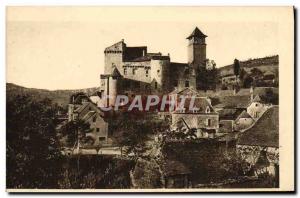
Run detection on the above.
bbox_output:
[239,68,247,81]
[60,120,92,148]
[110,113,168,158]
[234,59,240,79]
[7,95,62,188]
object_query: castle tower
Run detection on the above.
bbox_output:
[187,27,207,70]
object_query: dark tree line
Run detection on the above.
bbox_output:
[7,95,62,188]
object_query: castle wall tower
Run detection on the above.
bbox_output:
[104,40,125,75]
[150,57,171,94]
[187,27,207,70]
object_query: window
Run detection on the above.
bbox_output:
[124,68,127,75]
[146,70,149,77]
[93,117,96,122]
[207,119,211,127]
[88,107,92,111]
[99,137,106,141]
[185,81,189,88]
[157,69,160,74]
[132,68,136,75]
[155,82,158,89]
[96,128,100,132]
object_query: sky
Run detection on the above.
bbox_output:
[6,7,279,90]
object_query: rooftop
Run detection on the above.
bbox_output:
[186,27,207,39]
[237,106,279,147]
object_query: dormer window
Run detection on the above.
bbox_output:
[205,106,210,113]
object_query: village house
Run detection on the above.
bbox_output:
[236,106,279,186]
[68,93,109,146]
[170,93,219,138]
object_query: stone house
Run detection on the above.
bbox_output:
[171,96,219,137]
[237,106,279,182]
[68,93,109,146]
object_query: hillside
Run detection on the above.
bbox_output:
[6,83,99,107]
[218,55,279,77]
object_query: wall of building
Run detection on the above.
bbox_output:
[235,117,254,131]
[247,102,268,119]
[150,59,171,93]
[104,40,124,75]
[85,114,109,146]
[123,61,151,83]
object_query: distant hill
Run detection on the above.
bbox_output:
[218,55,279,77]
[6,83,99,107]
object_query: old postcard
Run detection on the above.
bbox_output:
[6,6,294,192]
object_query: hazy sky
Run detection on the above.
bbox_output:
[7,7,279,90]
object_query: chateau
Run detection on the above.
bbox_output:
[100,27,209,106]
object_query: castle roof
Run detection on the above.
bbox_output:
[111,67,122,78]
[186,27,207,39]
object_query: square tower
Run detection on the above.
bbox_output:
[187,27,207,70]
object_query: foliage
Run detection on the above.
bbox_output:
[109,113,168,158]
[234,59,240,77]
[6,95,62,188]
[196,66,218,91]
[60,120,92,147]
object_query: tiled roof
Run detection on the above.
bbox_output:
[237,110,253,119]
[186,27,207,39]
[214,95,251,109]
[111,67,122,78]
[81,111,96,122]
[252,95,262,103]
[218,108,243,120]
[174,97,215,114]
[237,106,279,147]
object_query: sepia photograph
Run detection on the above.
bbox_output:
[5,6,294,192]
